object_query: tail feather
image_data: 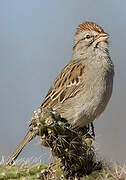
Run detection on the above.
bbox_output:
[6,130,37,165]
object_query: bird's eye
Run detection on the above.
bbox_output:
[86,35,91,39]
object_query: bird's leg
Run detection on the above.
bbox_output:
[90,122,95,139]
[84,123,95,147]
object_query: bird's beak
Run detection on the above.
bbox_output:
[96,33,109,43]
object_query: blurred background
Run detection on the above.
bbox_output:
[0,0,126,164]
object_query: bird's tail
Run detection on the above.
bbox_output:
[6,130,37,165]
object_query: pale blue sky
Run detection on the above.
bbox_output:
[0,0,126,164]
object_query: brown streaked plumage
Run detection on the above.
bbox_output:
[75,21,105,35]
[41,61,85,107]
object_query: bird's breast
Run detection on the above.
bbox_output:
[63,59,114,128]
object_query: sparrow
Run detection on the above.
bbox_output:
[6,21,114,165]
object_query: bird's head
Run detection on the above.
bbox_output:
[73,21,109,57]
